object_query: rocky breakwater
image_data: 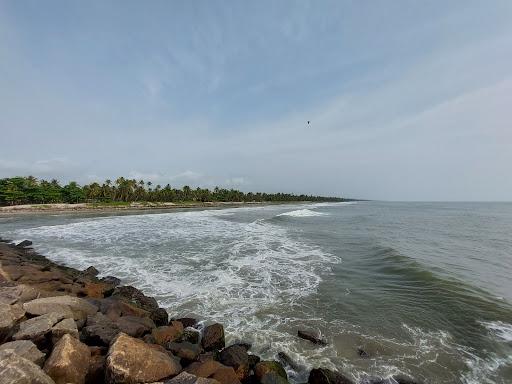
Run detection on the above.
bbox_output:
[0,239,420,384]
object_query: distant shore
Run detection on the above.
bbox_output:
[0,201,306,216]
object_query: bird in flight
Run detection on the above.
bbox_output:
[307,121,310,125]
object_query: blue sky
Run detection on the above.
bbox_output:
[1,1,511,200]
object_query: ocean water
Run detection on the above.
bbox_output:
[1,202,511,383]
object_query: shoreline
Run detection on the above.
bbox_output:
[0,239,419,384]
[0,201,309,216]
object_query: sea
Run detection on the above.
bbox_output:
[1,201,511,383]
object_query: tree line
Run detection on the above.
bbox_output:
[0,176,346,206]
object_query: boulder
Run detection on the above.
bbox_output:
[0,284,38,305]
[82,281,114,299]
[51,318,79,344]
[211,365,241,384]
[254,361,287,381]
[83,266,99,277]
[152,321,184,346]
[44,334,91,384]
[112,285,168,325]
[186,360,223,377]
[201,323,225,351]
[0,350,55,384]
[176,317,198,328]
[308,368,354,384]
[117,315,155,337]
[167,341,202,361]
[105,333,182,383]
[81,312,120,346]
[17,240,33,247]
[277,352,299,371]
[0,303,25,341]
[0,340,45,366]
[167,371,220,384]
[181,328,201,344]
[297,330,327,346]
[261,372,289,384]
[23,295,98,318]
[219,345,249,380]
[13,312,64,342]
[98,296,150,320]
[100,276,121,287]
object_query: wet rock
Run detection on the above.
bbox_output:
[100,276,121,287]
[117,315,156,337]
[0,340,45,366]
[176,317,199,328]
[13,312,64,342]
[81,312,120,346]
[105,332,182,383]
[277,352,299,371]
[153,321,184,346]
[167,371,221,384]
[297,330,327,346]
[219,344,249,380]
[17,240,33,247]
[186,360,224,377]
[308,368,354,384]
[112,285,168,325]
[357,348,369,358]
[254,361,287,381]
[51,318,79,344]
[86,354,106,384]
[181,328,201,344]
[44,333,91,384]
[167,341,202,361]
[211,365,241,384]
[232,342,251,351]
[83,266,99,277]
[202,323,225,351]
[0,350,55,384]
[247,354,260,370]
[261,372,289,384]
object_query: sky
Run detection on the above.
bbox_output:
[1,1,511,201]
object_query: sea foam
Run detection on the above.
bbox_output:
[277,209,327,217]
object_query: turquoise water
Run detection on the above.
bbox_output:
[1,202,511,383]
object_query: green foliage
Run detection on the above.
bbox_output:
[0,176,346,206]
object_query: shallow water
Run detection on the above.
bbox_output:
[1,202,511,383]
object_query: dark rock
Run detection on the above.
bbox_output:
[220,344,250,380]
[81,312,120,346]
[392,375,423,384]
[202,323,225,351]
[232,342,251,351]
[247,354,260,370]
[308,368,354,384]
[297,330,327,345]
[167,341,202,361]
[100,276,121,287]
[83,266,99,277]
[176,317,198,328]
[186,359,223,377]
[86,354,106,384]
[261,372,289,384]
[17,240,33,247]
[357,348,369,358]
[181,328,201,344]
[277,352,299,370]
[111,285,168,325]
[254,361,287,381]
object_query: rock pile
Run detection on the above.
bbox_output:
[0,240,420,384]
